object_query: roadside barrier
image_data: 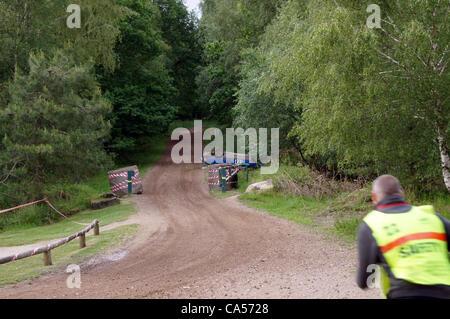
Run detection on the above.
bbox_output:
[207,165,240,191]
[0,219,99,266]
[108,166,143,196]
[225,167,240,182]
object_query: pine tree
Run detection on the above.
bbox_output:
[0,51,112,194]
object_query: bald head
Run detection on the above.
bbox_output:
[372,175,403,203]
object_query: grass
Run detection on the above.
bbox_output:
[0,130,167,286]
[209,165,323,228]
[0,201,136,246]
[115,135,167,175]
[0,134,167,232]
[328,189,450,241]
[210,164,450,243]
[205,165,269,197]
[205,163,277,196]
[236,166,273,193]
[210,190,237,198]
[0,224,138,287]
[406,190,450,220]
[333,217,363,239]
[239,191,318,226]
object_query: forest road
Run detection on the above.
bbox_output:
[0,136,379,299]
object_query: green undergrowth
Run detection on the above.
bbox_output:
[0,134,166,231]
[210,164,450,243]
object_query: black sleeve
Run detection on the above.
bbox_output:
[356,221,381,289]
[435,213,450,252]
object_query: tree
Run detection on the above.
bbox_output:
[371,0,449,190]
[201,40,238,124]
[99,0,177,153]
[0,0,127,96]
[155,0,203,119]
[265,0,449,190]
[198,0,282,123]
[233,1,307,151]
[0,51,112,200]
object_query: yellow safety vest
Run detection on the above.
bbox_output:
[364,205,450,298]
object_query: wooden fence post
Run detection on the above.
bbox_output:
[43,250,52,266]
[0,219,99,266]
[220,167,227,193]
[79,234,86,248]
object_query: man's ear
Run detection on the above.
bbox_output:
[371,191,378,205]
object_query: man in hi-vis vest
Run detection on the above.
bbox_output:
[356,175,450,299]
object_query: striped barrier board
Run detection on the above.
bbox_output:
[207,165,239,191]
[108,165,143,197]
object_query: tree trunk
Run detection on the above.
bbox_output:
[437,133,450,192]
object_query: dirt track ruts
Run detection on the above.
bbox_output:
[0,137,379,299]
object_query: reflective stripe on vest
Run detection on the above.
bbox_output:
[364,205,450,296]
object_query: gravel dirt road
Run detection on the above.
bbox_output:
[0,137,379,299]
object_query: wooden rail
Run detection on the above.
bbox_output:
[0,219,99,266]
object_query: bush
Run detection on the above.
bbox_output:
[0,178,107,232]
[329,187,373,214]
[272,165,359,199]
[0,50,113,197]
[42,183,99,213]
[0,204,55,231]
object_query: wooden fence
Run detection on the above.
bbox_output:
[0,219,99,266]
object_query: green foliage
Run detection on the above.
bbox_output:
[229,0,449,191]
[115,135,167,172]
[0,51,112,207]
[0,0,129,212]
[334,217,362,240]
[0,0,127,101]
[240,191,315,226]
[0,205,49,231]
[155,0,203,119]
[233,47,297,149]
[194,40,239,124]
[0,133,166,230]
[99,0,202,154]
[99,0,177,153]
[0,0,202,232]
[273,165,359,199]
[237,164,448,241]
[198,0,282,123]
